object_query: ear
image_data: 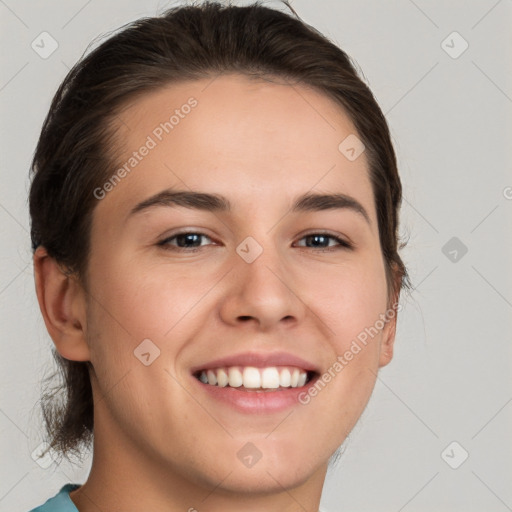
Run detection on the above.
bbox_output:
[33,246,90,361]
[378,280,402,368]
[378,308,397,367]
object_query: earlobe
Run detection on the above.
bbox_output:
[378,315,396,368]
[378,295,400,368]
[33,247,90,361]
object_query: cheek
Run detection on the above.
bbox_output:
[307,254,389,350]
[84,257,224,392]
[87,256,209,342]
[303,254,388,422]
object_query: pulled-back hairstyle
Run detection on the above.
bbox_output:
[29,1,409,457]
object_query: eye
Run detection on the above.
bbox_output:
[295,233,352,250]
[158,232,214,250]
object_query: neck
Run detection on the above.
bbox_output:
[70,412,326,512]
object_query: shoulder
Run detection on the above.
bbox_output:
[28,484,81,512]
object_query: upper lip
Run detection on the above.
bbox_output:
[190,351,320,374]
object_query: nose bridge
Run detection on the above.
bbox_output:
[219,234,304,328]
[237,236,289,303]
[240,243,283,295]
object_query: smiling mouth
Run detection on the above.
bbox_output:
[194,365,317,391]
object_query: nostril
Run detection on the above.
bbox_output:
[237,316,253,322]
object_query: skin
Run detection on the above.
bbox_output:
[34,74,399,512]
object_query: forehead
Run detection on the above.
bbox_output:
[97,74,375,225]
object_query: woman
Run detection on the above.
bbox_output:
[29,2,408,510]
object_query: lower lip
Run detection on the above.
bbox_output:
[193,375,318,413]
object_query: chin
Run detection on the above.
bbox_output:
[190,438,328,496]
[206,462,318,496]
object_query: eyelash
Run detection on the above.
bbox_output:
[157,231,353,252]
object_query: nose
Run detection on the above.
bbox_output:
[218,245,306,331]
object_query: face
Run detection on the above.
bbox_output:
[82,74,397,495]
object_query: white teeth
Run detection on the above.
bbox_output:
[279,368,291,387]
[243,367,261,388]
[217,368,229,387]
[197,366,310,390]
[206,370,217,385]
[228,367,243,387]
[261,367,280,388]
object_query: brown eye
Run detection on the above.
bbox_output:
[158,232,213,249]
[295,233,352,250]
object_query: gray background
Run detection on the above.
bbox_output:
[1,0,511,511]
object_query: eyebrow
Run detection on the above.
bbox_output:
[128,190,370,224]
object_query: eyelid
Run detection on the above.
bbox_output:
[157,229,217,248]
[293,230,354,249]
[156,229,354,251]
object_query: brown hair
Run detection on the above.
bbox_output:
[30,1,409,457]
